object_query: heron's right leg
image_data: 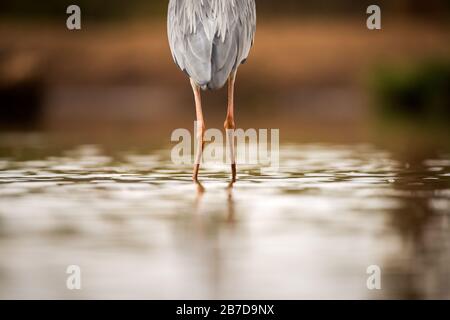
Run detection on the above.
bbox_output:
[191,79,206,182]
[224,72,237,182]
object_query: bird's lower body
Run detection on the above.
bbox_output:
[191,71,237,183]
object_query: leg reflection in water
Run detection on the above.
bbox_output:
[226,182,236,225]
[193,181,236,225]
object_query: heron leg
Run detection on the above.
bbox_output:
[191,79,206,182]
[224,71,237,182]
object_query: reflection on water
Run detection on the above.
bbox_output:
[0,142,449,299]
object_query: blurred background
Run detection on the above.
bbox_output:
[0,0,448,148]
[0,1,449,299]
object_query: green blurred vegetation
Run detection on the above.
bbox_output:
[369,61,450,153]
[372,60,450,125]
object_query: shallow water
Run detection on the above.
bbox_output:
[0,142,449,299]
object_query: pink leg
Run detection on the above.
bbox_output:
[191,79,206,182]
[224,72,237,182]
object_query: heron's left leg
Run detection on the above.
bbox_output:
[224,71,237,182]
[191,79,206,182]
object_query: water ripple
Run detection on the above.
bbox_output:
[0,143,449,299]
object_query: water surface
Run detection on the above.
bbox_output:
[0,142,449,299]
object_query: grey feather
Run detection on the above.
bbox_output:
[168,0,256,90]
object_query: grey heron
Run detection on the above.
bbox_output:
[168,0,257,182]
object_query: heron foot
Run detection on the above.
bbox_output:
[231,164,237,183]
[193,164,200,182]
